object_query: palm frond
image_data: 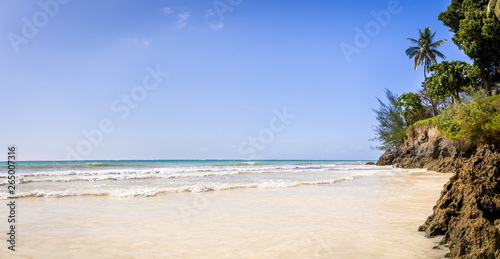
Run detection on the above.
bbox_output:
[430,31,436,40]
[427,51,437,64]
[430,39,447,47]
[433,50,447,61]
[418,30,425,39]
[405,47,420,57]
[407,38,418,44]
[414,54,422,70]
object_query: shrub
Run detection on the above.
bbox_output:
[430,95,500,145]
[371,89,407,150]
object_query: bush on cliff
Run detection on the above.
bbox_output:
[427,94,500,145]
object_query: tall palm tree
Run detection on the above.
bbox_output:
[488,0,500,19]
[405,27,447,80]
[406,27,446,116]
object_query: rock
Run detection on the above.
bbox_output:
[376,149,396,165]
[376,124,500,258]
[365,162,376,165]
[418,145,500,258]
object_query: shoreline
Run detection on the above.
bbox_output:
[2,167,450,258]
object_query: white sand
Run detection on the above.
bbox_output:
[1,169,451,258]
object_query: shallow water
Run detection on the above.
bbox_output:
[0,164,451,258]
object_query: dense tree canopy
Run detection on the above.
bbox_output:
[426,61,478,104]
[439,0,500,95]
[395,92,427,126]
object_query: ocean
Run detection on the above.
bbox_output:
[1,160,383,199]
[1,160,452,258]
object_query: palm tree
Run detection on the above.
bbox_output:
[406,27,447,116]
[405,27,447,80]
[488,0,500,19]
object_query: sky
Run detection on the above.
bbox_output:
[0,0,470,161]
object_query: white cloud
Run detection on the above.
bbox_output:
[209,21,225,31]
[174,11,190,28]
[162,7,173,15]
[141,39,151,47]
[205,9,214,18]
[131,37,151,47]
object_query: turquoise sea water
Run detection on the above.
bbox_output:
[0,160,381,199]
[5,159,374,168]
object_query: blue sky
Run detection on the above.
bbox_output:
[0,0,469,161]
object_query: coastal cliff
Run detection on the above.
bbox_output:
[377,124,500,258]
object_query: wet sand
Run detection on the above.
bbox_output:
[1,169,451,258]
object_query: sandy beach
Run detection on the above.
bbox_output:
[1,164,451,258]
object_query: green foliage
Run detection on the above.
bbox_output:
[426,61,478,103]
[439,0,500,94]
[432,95,500,144]
[374,2,500,150]
[434,105,462,140]
[395,92,427,126]
[413,117,438,128]
[371,89,407,150]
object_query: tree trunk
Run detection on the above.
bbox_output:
[482,72,493,96]
[453,92,461,104]
[487,74,493,96]
[430,99,437,116]
[422,63,438,116]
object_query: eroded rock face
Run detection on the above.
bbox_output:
[376,126,467,172]
[420,145,500,258]
[377,125,500,258]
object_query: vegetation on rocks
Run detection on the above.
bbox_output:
[373,0,500,258]
[373,0,500,150]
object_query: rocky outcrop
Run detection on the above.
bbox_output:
[376,125,473,173]
[377,124,500,258]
